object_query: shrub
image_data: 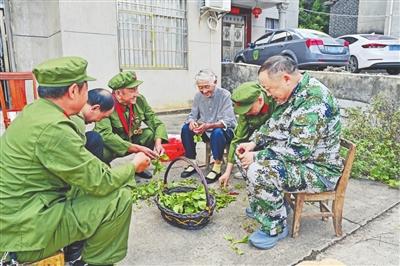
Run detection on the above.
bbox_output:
[342,94,400,189]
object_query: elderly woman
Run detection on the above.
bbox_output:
[180,69,237,183]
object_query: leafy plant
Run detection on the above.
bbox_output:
[158,186,208,215]
[193,134,202,143]
[132,177,238,211]
[299,0,329,33]
[151,154,169,176]
[209,187,237,211]
[131,179,164,204]
[342,94,400,188]
[224,234,249,255]
[234,183,246,190]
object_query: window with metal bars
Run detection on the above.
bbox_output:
[265,17,279,32]
[117,0,188,69]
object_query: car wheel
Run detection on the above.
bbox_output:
[346,56,360,73]
[236,57,245,63]
[283,55,296,64]
[386,69,400,75]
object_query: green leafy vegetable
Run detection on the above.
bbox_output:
[131,179,164,204]
[193,134,202,143]
[224,234,249,255]
[158,186,208,215]
[209,187,237,211]
[234,183,245,190]
[151,154,170,176]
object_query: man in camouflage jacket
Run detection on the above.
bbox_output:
[237,56,343,250]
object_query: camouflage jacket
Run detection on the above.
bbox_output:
[250,72,343,189]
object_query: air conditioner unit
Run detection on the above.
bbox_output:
[201,0,231,13]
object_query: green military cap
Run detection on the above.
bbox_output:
[108,71,143,90]
[33,56,95,87]
[231,81,262,115]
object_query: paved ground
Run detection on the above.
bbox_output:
[1,111,398,265]
[115,113,400,266]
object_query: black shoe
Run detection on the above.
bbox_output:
[71,259,113,266]
[205,170,221,184]
[64,241,84,263]
[180,166,196,178]
[136,169,153,179]
[71,260,87,266]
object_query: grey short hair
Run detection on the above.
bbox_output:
[258,55,298,76]
[195,69,217,83]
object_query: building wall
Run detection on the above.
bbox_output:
[384,0,400,37]
[329,0,400,38]
[251,0,299,42]
[58,1,119,92]
[9,0,62,70]
[135,1,222,110]
[9,0,222,111]
[329,0,359,37]
[357,0,386,34]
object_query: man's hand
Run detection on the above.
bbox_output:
[133,152,151,173]
[189,121,198,131]
[236,142,256,156]
[219,162,234,188]
[193,123,208,135]
[238,151,255,170]
[128,144,158,159]
[153,138,165,155]
[219,172,231,188]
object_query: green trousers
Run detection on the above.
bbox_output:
[104,128,155,163]
[11,186,133,265]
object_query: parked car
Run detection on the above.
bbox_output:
[234,28,349,70]
[337,34,400,75]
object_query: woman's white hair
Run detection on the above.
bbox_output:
[195,69,217,83]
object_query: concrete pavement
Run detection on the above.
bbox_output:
[117,113,400,266]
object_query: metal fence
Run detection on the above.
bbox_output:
[117,0,188,69]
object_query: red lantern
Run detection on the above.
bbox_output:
[252,7,262,18]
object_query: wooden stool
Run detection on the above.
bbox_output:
[204,142,229,170]
[284,139,356,238]
[32,252,64,266]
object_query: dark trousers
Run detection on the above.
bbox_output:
[181,123,233,161]
[85,131,105,162]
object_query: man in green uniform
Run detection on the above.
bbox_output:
[0,57,150,266]
[219,81,276,188]
[237,55,343,250]
[94,71,168,179]
[71,88,115,161]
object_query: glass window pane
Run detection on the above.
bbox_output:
[117,0,188,69]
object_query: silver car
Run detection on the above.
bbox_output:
[234,28,350,69]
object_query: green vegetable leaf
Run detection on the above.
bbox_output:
[193,134,202,143]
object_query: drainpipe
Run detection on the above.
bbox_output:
[3,0,16,71]
[0,9,10,71]
[386,0,394,36]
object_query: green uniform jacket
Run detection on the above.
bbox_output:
[251,72,343,189]
[70,113,86,141]
[0,99,134,252]
[227,90,276,163]
[94,94,168,157]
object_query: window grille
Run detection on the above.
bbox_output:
[117,0,188,69]
[265,17,279,32]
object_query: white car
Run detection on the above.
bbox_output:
[337,34,400,75]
